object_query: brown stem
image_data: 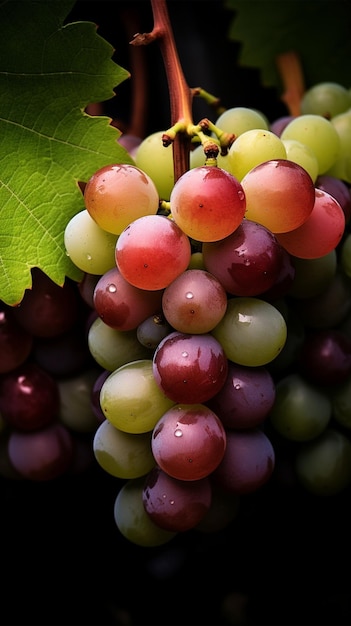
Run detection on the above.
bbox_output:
[276,51,305,117]
[131,0,194,181]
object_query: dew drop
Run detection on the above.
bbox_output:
[234,383,241,390]
[181,351,188,358]
[170,500,175,505]
[174,428,183,437]
[107,283,117,293]
[185,291,194,300]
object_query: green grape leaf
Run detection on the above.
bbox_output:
[0,0,134,306]
[225,0,351,91]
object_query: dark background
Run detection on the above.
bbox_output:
[2,2,351,625]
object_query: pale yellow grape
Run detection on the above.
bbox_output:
[212,297,287,366]
[88,317,151,371]
[281,114,340,175]
[64,209,118,274]
[135,130,175,200]
[93,420,155,479]
[301,82,351,118]
[113,478,177,547]
[215,106,269,136]
[326,111,351,183]
[100,359,175,433]
[228,129,287,181]
[282,139,319,182]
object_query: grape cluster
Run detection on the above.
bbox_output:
[0,268,104,480]
[61,81,351,547]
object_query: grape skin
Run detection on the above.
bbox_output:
[152,331,228,404]
[151,403,226,481]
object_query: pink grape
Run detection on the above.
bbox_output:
[93,266,163,331]
[84,163,159,235]
[206,362,276,430]
[115,214,191,290]
[169,165,246,242]
[276,188,345,259]
[316,174,351,223]
[162,269,227,333]
[8,422,74,481]
[241,159,315,233]
[213,428,275,494]
[152,331,228,403]
[151,403,227,480]
[142,466,212,532]
[202,218,285,296]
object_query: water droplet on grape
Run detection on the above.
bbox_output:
[174,428,183,437]
[169,500,175,505]
[234,383,241,390]
[185,291,194,299]
[181,351,188,358]
[107,283,117,293]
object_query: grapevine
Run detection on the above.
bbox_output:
[1,1,351,624]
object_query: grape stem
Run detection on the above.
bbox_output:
[131,0,194,180]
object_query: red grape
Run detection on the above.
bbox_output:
[142,466,212,532]
[169,165,246,242]
[151,403,226,480]
[202,218,285,296]
[115,214,191,290]
[152,331,228,403]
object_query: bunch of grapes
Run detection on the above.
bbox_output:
[61,80,351,547]
[0,268,105,480]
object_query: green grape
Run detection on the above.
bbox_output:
[134,130,175,200]
[288,251,337,299]
[301,82,351,119]
[327,110,351,183]
[88,317,151,371]
[211,297,287,366]
[215,106,269,136]
[269,373,331,442]
[282,138,319,182]
[113,477,177,547]
[100,359,175,433]
[280,114,340,175]
[228,129,287,181]
[58,367,102,433]
[295,428,351,495]
[331,377,351,430]
[64,209,118,274]
[93,420,155,478]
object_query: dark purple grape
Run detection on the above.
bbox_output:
[270,115,295,136]
[0,361,59,431]
[91,369,110,423]
[207,362,276,430]
[13,268,80,337]
[298,329,351,386]
[32,324,93,377]
[142,466,212,532]
[202,219,285,296]
[213,428,275,494]
[152,331,228,403]
[0,302,33,374]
